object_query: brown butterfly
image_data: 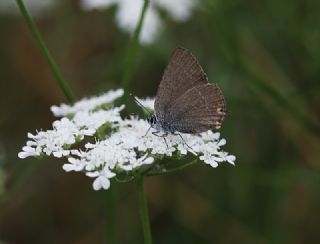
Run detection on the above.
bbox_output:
[146,47,226,139]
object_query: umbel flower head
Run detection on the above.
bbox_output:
[19,89,236,191]
[80,0,196,44]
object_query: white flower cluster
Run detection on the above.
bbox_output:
[19,89,124,159]
[19,89,235,191]
[80,0,196,44]
[51,89,124,116]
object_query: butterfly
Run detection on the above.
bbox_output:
[146,47,226,140]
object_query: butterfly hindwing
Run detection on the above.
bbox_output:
[165,83,226,133]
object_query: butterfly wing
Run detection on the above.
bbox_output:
[165,83,226,133]
[154,47,208,121]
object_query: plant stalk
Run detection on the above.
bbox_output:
[121,0,150,100]
[15,0,75,103]
[136,177,153,244]
[106,188,115,244]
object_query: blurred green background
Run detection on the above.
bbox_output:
[1,0,320,243]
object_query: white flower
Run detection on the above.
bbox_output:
[135,97,155,111]
[51,89,123,117]
[1,0,55,17]
[86,167,116,190]
[154,0,195,21]
[67,115,235,175]
[80,0,196,44]
[19,103,124,160]
[218,152,236,166]
[72,105,125,133]
[63,157,86,172]
[19,90,235,191]
[81,0,115,10]
[18,145,41,159]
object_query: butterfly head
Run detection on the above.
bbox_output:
[147,115,157,128]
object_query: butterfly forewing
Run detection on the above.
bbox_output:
[154,47,208,120]
[165,83,226,133]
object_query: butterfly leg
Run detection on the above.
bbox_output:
[152,131,169,149]
[174,133,197,154]
[163,136,169,149]
[152,131,161,137]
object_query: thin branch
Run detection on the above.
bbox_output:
[136,177,153,244]
[146,159,199,177]
[121,0,150,99]
[15,0,76,103]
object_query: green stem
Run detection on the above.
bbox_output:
[121,0,150,98]
[15,0,75,103]
[106,188,115,244]
[146,159,199,177]
[136,177,153,244]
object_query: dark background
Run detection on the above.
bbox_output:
[1,0,320,243]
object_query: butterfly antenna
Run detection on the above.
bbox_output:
[129,93,152,116]
[144,126,151,137]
